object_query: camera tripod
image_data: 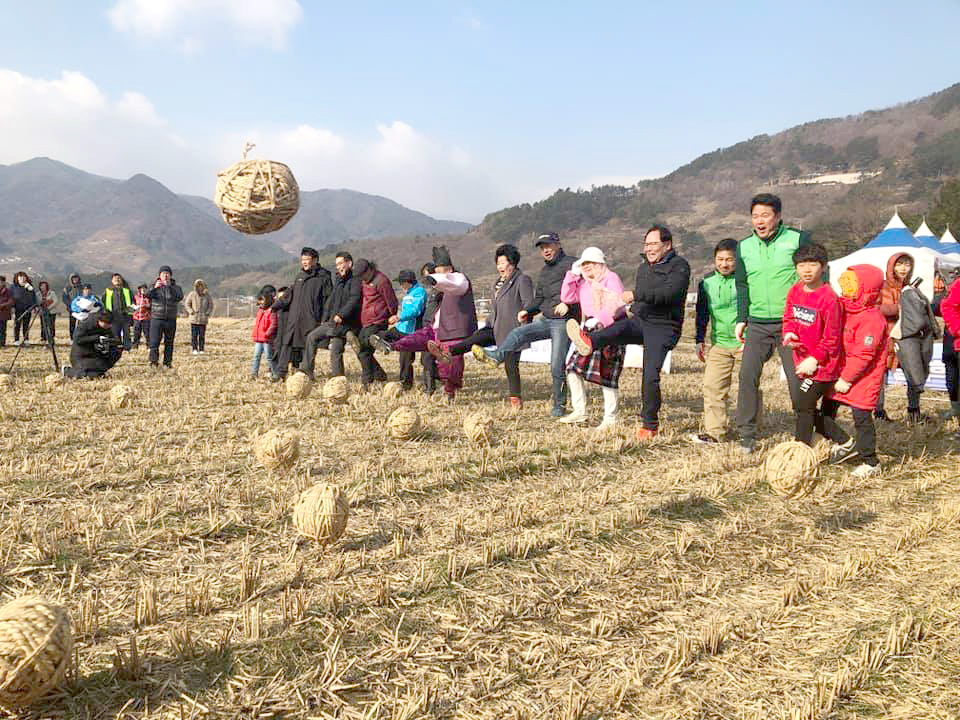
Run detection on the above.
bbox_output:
[7,305,61,374]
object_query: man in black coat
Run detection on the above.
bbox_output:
[275,247,333,379]
[148,265,184,369]
[63,309,123,378]
[568,225,690,439]
[298,251,362,380]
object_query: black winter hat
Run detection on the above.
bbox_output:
[396,269,416,285]
[432,246,453,267]
[158,265,172,275]
[300,246,319,259]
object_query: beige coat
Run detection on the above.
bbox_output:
[185,281,214,324]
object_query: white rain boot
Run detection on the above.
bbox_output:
[597,387,619,430]
[559,372,587,423]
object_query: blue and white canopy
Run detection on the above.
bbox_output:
[940,226,960,254]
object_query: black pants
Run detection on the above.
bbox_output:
[421,352,437,393]
[795,378,832,445]
[191,323,206,351]
[148,317,177,366]
[111,318,131,350]
[0,319,6,346]
[132,319,150,347]
[736,321,801,440]
[301,322,351,378]
[447,326,522,397]
[817,398,878,466]
[69,315,77,339]
[14,311,30,342]
[590,317,678,430]
[357,323,389,385]
[66,347,121,378]
[943,330,958,403]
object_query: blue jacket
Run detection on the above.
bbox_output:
[394,284,427,335]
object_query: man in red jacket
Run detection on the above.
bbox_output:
[818,264,889,478]
[353,259,398,390]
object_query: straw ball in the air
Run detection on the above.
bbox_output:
[0,596,73,709]
[286,371,313,399]
[293,483,349,545]
[387,407,422,439]
[323,376,349,403]
[43,373,63,392]
[382,381,404,399]
[214,158,300,235]
[0,374,14,390]
[763,440,821,498]
[109,384,136,409]
[254,428,300,470]
[463,412,494,445]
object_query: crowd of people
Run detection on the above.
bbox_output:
[2,192,959,477]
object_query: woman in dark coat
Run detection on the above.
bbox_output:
[428,244,534,408]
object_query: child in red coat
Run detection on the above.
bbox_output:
[782,243,842,445]
[819,264,889,478]
[251,287,277,379]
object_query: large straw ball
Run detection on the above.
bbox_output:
[387,407,422,439]
[214,158,300,235]
[0,374,14,390]
[463,412,494,445]
[43,374,63,392]
[293,483,349,545]
[0,596,73,709]
[254,428,300,470]
[109,384,136,409]
[763,440,821,498]
[285,372,313,399]
[323,376,349,404]
[382,381,404,399]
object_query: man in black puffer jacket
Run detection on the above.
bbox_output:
[568,225,690,439]
[148,265,184,369]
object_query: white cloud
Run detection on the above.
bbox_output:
[107,0,303,52]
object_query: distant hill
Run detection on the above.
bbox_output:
[186,188,472,254]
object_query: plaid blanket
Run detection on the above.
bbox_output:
[566,343,625,388]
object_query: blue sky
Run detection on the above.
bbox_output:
[1,0,959,221]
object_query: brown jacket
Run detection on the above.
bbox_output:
[878,252,913,369]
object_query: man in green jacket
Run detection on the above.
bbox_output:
[734,194,812,453]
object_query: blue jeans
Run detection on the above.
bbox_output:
[488,316,570,381]
[251,342,273,376]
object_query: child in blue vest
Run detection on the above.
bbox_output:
[692,238,740,443]
[369,270,427,390]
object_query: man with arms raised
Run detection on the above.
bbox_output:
[734,193,812,454]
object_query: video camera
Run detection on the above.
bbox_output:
[95,335,124,354]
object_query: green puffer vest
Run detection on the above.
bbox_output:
[701,271,739,347]
[737,225,807,322]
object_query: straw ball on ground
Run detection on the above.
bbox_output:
[463,412,494,445]
[382,381,404,399]
[387,407,422,439]
[0,374,14,390]
[323,376,349,403]
[254,428,300,470]
[214,158,299,235]
[293,483,349,545]
[43,373,63,392]
[0,596,73,709]
[285,371,313,399]
[109,384,136,409]
[763,440,821,498]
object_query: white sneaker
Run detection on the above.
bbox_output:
[191,349,198,355]
[596,417,618,431]
[559,411,587,424]
[828,438,857,464]
[198,350,205,355]
[851,463,880,479]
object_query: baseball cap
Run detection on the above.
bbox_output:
[535,232,560,247]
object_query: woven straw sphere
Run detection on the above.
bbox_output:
[214,159,300,235]
[0,596,73,709]
[109,384,136,409]
[293,483,349,545]
[254,428,300,470]
[382,381,404,399]
[387,407,421,439]
[763,441,821,498]
[463,412,494,445]
[0,374,14,390]
[285,372,313,399]
[43,374,63,392]
[323,376,349,403]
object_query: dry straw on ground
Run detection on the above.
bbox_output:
[108,383,135,409]
[253,428,300,470]
[0,373,14,389]
[464,411,494,445]
[285,371,312,399]
[763,440,821,498]
[382,381,404,399]
[43,373,63,392]
[323,375,349,403]
[0,596,73,709]
[387,407,421,439]
[213,154,299,235]
[293,483,349,545]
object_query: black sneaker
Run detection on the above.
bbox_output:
[874,409,894,422]
[690,433,719,444]
[370,334,392,354]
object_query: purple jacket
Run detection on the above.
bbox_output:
[431,272,477,341]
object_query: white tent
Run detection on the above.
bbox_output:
[828,211,941,300]
[941,225,960,254]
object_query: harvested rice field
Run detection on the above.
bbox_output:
[1,317,959,719]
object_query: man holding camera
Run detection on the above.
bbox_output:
[148,265,183,369]
[62,308,123,378]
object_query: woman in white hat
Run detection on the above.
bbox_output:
[558,246,626,429]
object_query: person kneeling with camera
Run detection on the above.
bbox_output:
[63,308,123,379]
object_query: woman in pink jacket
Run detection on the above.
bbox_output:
[558,246,626,429]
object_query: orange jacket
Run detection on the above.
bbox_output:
[877,251,913,369]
